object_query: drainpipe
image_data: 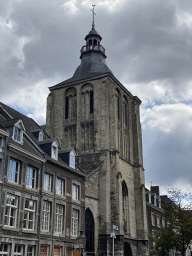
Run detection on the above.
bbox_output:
[38,162,44,255]
[0,136,8,223]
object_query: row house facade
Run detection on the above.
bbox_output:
[146,186,165,256]
[146,188,192,256]
[0,102,86,256]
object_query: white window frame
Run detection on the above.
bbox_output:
[26,166,37,189]
[14,127,21,142]
[69,150,76,169]
[14,245,23,256]
[4,194,18,228]
[151,212,155,226]
[8,159,19,184]
[44,173,52,192]
[12,120,24,144]
[51,141,58,160]
[38,131,43,141]
[55,204,64,234]
[162,217,165,227]
[56,177,65,196]
[27,246,35,256]
[23,199,36,230]
[0,244,9,255]
[41,201,51,232]
[157,215,160,228]
[71,208,79,237]
[72,183,79,201]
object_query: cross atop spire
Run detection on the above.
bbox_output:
[91,4,96,28]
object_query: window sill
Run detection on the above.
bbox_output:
[43,190,53,195]
[13,139,23,145]
[7,180,20,186]
[71,235,78,240]
[41,230,52,234]
[72,199,81,205]
[22,229,37,234]
[3,226,19,231]
[26,186,39,191]
[53,232,65,237]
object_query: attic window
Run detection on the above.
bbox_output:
[51,141,58,160]
[38,131,43,141]
[52,146,57,159]
[14,127,21,142]
[13,121,24,144]
[69,150,75,169]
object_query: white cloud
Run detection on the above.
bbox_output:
[124,81,166,106]
[141,103,192,133]
[176,11,192,28]
[2,78,55,124]
[62,0,79,15]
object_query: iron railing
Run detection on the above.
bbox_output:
[80,44,105,54]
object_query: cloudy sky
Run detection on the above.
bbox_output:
[1,0,192,195]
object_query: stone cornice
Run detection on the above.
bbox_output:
[49,73,142,104]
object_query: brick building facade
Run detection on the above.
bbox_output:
[146,186,165,256]
[0,103,86,256]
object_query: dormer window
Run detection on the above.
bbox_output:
[51,141,58,160]
[69,150,76,169]
[52,146,57,158]
[12,120,25,144]
[14,127,20,142]
[38,131,43,141]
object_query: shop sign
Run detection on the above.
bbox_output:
[74,249,82,256]
[54,247,60,256]
[66,248,72,256]
[40,246,47,256]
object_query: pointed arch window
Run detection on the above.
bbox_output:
[90,90,94,114]
[65,96,69,119]
[116,88,121,120]
[122,181,129,235]
[118,98,120,119]
[85,208,94,252]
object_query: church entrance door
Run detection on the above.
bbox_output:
[85,208,95,253]
[124,242,132,256]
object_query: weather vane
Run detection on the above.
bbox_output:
[91,4,96,27]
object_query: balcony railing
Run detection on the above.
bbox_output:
[81,44,105,54]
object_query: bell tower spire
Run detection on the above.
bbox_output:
[72,5,113,79]
[91,4,96,28]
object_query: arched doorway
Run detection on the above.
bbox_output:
[124,242,132,256]
[85,208,94,253]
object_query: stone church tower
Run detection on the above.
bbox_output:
[46,21,148,256]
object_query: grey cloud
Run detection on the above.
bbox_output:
[143,127,192,188]
[1,0,192,191]
[2,0,192,95]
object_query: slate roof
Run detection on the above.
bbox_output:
[73,59,113,80]
[59,148,75,153]
[161,195,173,205]
[85,26,102,40]
[0,118,20,127]
[50,72,113,90]
[0,102,85,177]
[0,123,8,132]
[36,138,59,146]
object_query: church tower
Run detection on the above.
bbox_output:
[46,13,148,256]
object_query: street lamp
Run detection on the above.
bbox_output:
[110,225,118,256]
